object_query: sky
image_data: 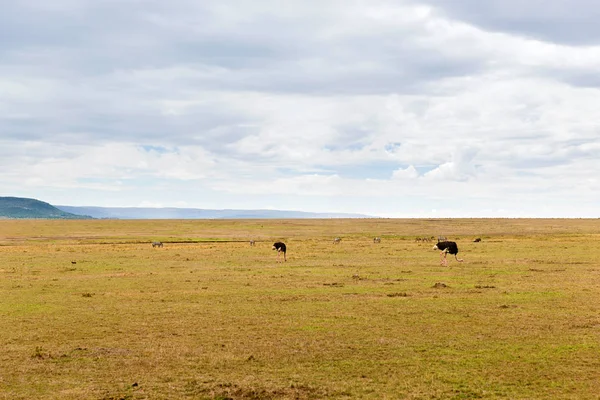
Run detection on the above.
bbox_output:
[1,0,599,218]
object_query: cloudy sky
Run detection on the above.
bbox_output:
[2,0,599,217]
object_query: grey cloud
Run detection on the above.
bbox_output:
[509,158,569,170]
[0,0,491,164]
[490,138,600,173]
[0,102,254,152]
[1,1,309,73]
[542,67,600,88]
[1,0,485,93]
[423,0,600,45]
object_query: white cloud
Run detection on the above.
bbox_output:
[424,146,479,181]
[392,165,419,180]
[0,0,599,216]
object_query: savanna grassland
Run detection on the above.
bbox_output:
[1,218,599,400]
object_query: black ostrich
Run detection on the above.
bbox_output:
[272,242,287,262]
[433,241,463,266]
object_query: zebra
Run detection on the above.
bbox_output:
[151,241,163,248]
[333,237,341,244]
[373,237,381,243]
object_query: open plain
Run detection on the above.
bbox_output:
[1,218,599,399]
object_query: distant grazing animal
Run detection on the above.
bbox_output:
[433,241,463,266]
[333,237,341,244]
[415,237,431,242]
[373,237,381,243]
[438,236,447,242]
[272,242,287,262]
[473,238,481,243]
[249,240,255,246]
[152,241,163,248]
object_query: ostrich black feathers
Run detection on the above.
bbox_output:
[433,241,459,255]
[433,240,463,265]
[272,242,287,261]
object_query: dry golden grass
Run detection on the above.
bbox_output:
[1,219,599,399]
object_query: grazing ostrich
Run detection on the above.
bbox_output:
[433,241,463,266]
[272,242,287,262]
[152,241,163,248]
[333,237,341,244]
[249,240,255,246]
[373,237,381,243]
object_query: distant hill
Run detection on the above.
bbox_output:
[55,205,372,219]
[0,197,92,219]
